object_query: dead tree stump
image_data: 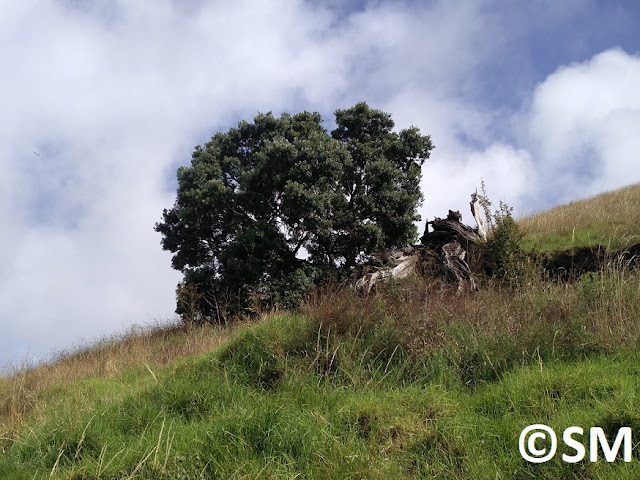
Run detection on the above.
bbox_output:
[356,193,486,294]
[420,209,481,293]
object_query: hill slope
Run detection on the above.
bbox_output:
[519,182,640,252]
[1,184,640,479]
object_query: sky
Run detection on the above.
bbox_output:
[1,0,639,369]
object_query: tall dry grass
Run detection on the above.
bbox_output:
[305,262,640,382]
[0,320,247,437]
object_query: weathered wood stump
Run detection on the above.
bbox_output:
[355,247,418,294]
[355,191,640,292]
[420,209,481,293]
[356,194,486,294]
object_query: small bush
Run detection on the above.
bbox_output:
[485,201,526,284]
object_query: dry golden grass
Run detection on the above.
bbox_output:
[518,182,640,250]
[0,320,248,436]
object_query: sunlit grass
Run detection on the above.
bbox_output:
[519,183,640,252]
[0,320,246,437]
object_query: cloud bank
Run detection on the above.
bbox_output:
[1,0,639,367]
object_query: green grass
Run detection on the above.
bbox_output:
[2,289,640,479]
[520,223,634,253]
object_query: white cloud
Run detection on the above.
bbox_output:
[421,143,536,222]
[527,48,640,200]
[417,47,640,221]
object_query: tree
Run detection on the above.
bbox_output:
[155,102,433,322]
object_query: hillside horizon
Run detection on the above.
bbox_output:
[3,181,639,376]
[1,182,639,479]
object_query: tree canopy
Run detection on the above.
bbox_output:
[155,102,434,322]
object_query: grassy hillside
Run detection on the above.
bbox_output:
[519,182,640,252]
[1,184,640,479]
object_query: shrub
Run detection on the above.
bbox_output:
[485,201,526,284]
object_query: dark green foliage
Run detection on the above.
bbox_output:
[474,181,527,284]
[485,201,526,283]
[267,268,314,311]
[330,103,433,269]
[156,102,433,322]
